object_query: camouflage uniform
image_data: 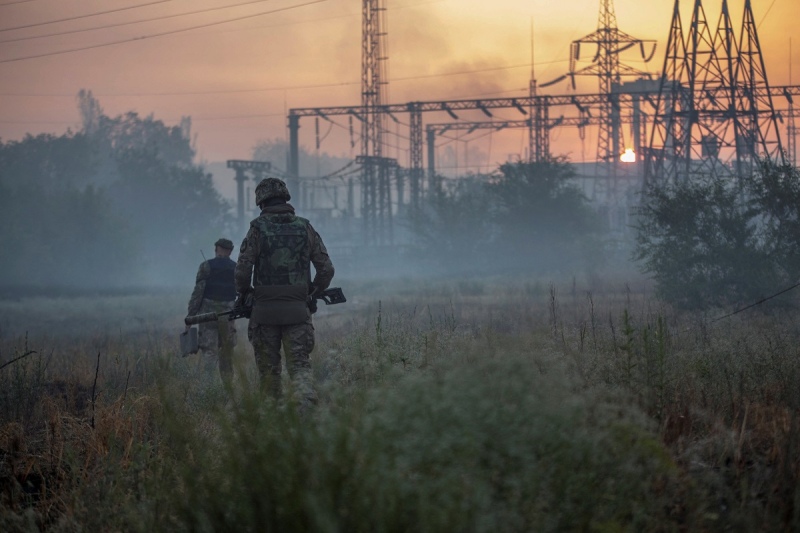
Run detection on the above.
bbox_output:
[187,240,238,378]
[235,178,334,410]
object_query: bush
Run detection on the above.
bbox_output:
[156,354,679,532]
[410,159,604,276]
[634,160,800,309]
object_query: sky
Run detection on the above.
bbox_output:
[1,0,798,179]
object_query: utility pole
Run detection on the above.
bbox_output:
[362,0,390,245]
[541,0,656,229]
[227,160,271,235]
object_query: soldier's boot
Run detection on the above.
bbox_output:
[262,369,283,403]
[287,365,317,416]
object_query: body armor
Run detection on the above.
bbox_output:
[250,212,311,325]
[203,257,236,302]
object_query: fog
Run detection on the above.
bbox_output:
[0,98,631,302]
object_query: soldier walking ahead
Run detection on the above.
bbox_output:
[235,178,334,411]
[186,238,238,382]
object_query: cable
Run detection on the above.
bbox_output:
[0,0,176,32]
[0,110,286,125]
[757,0,779,29]
[391,60,565,84]
[711,280,800,322]
[0,0,285,44]
[0,0,36,6]
[0,80,358,97]
[0,0,326,64]
[0,80,536,100]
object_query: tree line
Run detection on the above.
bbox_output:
[0,91,231,292]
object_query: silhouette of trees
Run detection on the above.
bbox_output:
[411,158,604,275]
[0,92,230,291]
[634,160,800,309]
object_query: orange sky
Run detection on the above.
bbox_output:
[1,0,797,173]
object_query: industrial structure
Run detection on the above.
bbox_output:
[645,0,786,185]
[236,0,799,248]
[227,159,271,235]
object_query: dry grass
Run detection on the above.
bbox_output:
[0,273,798,531]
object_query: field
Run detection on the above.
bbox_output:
[1,273,799,532]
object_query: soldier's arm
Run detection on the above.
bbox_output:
[308,223,335,291]
[187,261,210,316]
[235,226,259,294]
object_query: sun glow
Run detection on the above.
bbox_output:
[620,148,636,163]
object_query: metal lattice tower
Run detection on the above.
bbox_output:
[737,0,783,168]
[563,0,656,198]
[646,0,784,186]
[361,0,390,245]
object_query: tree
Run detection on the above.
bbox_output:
[410,158,604,275]
[0,138,137,288]
[0,92,233,290]
[634,160,800,309]
[409,175,497,273]
[487,158,602,272]
[111,147,231,282]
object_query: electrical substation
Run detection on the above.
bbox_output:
[230,0,800,261]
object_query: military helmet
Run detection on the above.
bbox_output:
[214,238,234,250]
[255,177,291,206]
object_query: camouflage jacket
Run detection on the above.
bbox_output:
[235,203,335,296]
[187,261,211,316]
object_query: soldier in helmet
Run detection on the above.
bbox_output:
[235,177,334,411]
[186,238,238,382]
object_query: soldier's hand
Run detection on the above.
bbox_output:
[235,287,253,309]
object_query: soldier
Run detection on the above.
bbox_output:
[235,177,334,411]
[186,238,238,381]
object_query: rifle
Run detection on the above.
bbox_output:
[184,287,347,326]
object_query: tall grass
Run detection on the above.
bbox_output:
[0,276,798,531]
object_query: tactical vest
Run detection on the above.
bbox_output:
[203,257,236,302]
[250,213,312,325]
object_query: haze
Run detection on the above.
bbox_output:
[1,0,797,171]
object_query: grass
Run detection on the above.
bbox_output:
[0,273,799,531]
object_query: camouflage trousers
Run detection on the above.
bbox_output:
[248,317,317,409]
[197,298,237,381]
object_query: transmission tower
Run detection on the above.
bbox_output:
[646,0,784,186]
[542,0,656,226]
[361,0,392,245]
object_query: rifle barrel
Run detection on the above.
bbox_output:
[185,312,220,326]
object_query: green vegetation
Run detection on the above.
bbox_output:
[410,158,604,275]
[1,275,798,531]
[634,160,800,309]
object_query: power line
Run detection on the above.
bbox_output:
[711,280,800,322]
[757,0,779,29]
[0,0,286,44]
[391,60,565,84]
[0,0,176,32]
[0,0,36,6]
[0,0,326,64]
[0,80,357,97]
[0,110,286,125]
[0,64,557,97]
